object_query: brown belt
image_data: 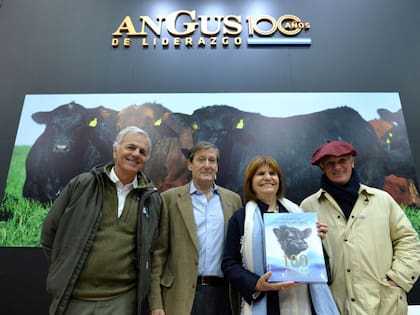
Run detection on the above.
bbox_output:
[197,276,226,286]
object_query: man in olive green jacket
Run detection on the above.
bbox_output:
[41,126,163,315]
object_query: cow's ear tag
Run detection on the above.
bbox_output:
[89,118,98,127]
[236,119,244,129]
[154,118,162,126]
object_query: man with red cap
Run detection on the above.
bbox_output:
[301,140,420,315]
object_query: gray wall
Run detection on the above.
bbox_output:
[1,0,420,314]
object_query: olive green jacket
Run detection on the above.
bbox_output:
[41,163,163,315]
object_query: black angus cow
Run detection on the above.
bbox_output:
[191,105,260,193]
[191,105,386,203]
[23,102,117,203]
[273,226,312,258]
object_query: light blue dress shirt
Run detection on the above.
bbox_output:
[190,182,225,277]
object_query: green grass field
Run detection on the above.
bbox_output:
[1,145,420,247]
[0,146,51,247]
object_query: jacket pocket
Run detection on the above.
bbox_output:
[161,271,175,305]
[161,271,174,288]
[379,282,408,315]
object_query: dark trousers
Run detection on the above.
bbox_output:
[191,282,232,315]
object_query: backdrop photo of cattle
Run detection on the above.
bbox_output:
[1,92,419,247]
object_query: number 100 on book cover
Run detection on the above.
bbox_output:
[264,212,328,283]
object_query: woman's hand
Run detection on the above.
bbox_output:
[317,221,328,240]
[255,271,298,292]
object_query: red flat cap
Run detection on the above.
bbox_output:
[311,140,357,165]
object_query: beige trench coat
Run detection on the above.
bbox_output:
[301,184,420,315]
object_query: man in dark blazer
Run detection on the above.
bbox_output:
[149,141,242,315]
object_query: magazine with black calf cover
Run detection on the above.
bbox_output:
[264,212,328,283]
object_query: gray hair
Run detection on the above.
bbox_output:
[113,126,152,160]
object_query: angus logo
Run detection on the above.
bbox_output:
[111,10,311,48]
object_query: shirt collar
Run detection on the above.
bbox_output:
[318,183,374,200]
[108,166,139,188]
[189,181,218,195]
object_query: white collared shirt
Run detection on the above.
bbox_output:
[108,167,138,218]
